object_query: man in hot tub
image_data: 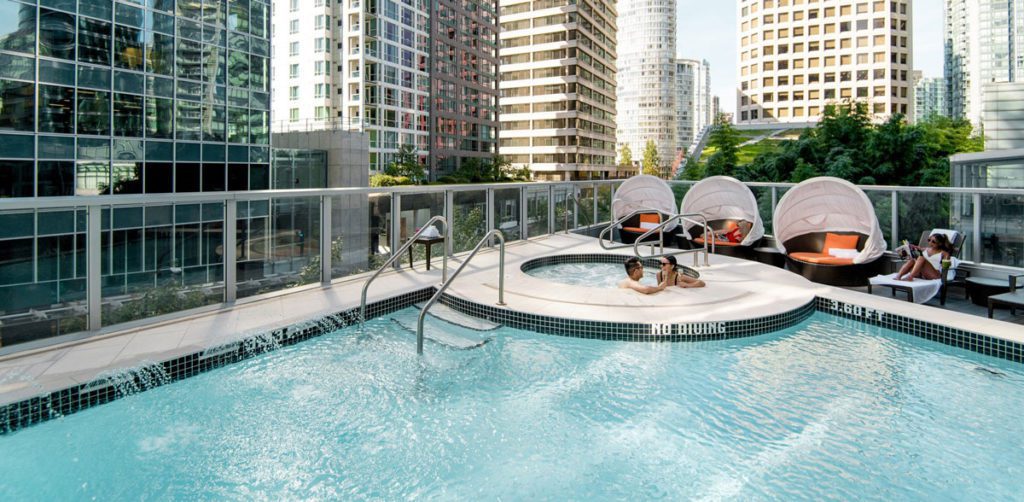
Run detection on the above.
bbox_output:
[619,257,668,294]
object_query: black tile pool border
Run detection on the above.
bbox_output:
[2,288,1022,435]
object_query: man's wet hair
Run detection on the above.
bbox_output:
[624,257,642,273]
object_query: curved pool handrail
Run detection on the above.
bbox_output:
[416,229,505,354]
[598,207,665,250]
[360,215,448,326]
[633,213,713,267]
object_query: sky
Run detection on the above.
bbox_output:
[676,0,946,113]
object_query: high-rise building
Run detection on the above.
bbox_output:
[616,0,676,170]
[945,0,1024,126]
[913,71,947,122]
[675,58,712,152]
[736,0,914,124]
[271,0,499,177]
[498,0,619,181]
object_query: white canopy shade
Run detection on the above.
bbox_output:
[612,175,678,231]
[772,176,886,264]
[679,176,765,246]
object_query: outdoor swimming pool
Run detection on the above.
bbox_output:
[1,309,1022,499]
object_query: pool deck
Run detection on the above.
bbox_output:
[1,233,1022,407]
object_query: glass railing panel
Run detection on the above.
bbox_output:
[749,186,774,236]
[0,209,88,346]
[553,185,572,233]
[398,192,444,268]
[576,184,595,229]
[452,190,486,253]
[329,192,380,280]
[526,186,550,238]
[865,190,892,249]
[236,197,320,299]
[949,193,974,262]
[896,191,954,248]
[493,188,522,242]
[596,183,613,224]
[101,203,225,326]
[669,181,690,212]
[979,193,1024,267]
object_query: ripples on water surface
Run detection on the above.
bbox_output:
[1,311,1023,500]
[526,262,657,288]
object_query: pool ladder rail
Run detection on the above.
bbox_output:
[417,229,506,355]
[360,215,449,327]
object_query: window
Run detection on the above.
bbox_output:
[290,108,299,121]
[314,61,326,75]
[289,0,299,11]
[289,64,299,78]
[289,41,299,56]
[314,83,329,98]
[315,106,328,119]
[314,37,326,53]
[289,86,299,100]
[289,19,299,34]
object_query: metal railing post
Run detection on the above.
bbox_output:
[224,200,237,303]
[520,187,528,239]
[320,196,332,285]
[973,193,982,263]
[770,186,778,216]
[445,190,454,256]
[890,191,899,250]
[547,184,554,235]
[572,185,579,230]
[592,183,598,227]
[486,187,495,240]
[87,205,102,331]
[390,193,401,270]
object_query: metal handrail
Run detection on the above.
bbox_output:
[416,229,506,355]
[598,207,665,250]
[359,215,448,326]
[633,213,714,267]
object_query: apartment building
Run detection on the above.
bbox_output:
[498,0,621,180]
[271,0,498,176]
[945,0,1024,126]
[617,0,677,169]
[913,71,947,122]
[736,0,914,124]
[676,58,713,152]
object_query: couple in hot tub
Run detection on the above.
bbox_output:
[618,256,706,294]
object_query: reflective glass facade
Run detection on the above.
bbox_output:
[0,0,272,198]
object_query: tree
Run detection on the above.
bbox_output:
[641,140,661,176]
[703,119,742,177]
[619,143,633,168]
[386,144,424,183]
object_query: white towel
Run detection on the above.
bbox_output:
[869,272,951,304]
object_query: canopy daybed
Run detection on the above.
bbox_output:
[772,176,887,286]
[611,175,679,244]
[678,176,765,257]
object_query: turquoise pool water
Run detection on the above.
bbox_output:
[1,310,1023,499]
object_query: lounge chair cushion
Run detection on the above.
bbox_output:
[788,252,855,265]
[822,233,860,256]
[622,227,661,234]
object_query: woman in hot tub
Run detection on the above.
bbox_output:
[895,233,955,282]
[656,255,706,288]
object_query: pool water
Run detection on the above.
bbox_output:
[526,262,657,288]
[2,310,1023,499]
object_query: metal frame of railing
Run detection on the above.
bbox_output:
[416,229,506,355]
[598,208,665,251]
[0,178,1021,355]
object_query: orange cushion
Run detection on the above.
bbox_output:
[639,213,661,224]
[622,227,661,234]
[693,237,740,247]
[789,252,855,265]
[822,233,860,255]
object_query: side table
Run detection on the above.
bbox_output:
[408,236,445,270]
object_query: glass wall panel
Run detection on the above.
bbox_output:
[576,185,595,229]
[526,186,549,237]
[748,186,773,235]
[597,184,613,223]
[228,0,249,33]
[144,162,173,193]
[398,192,444,267]
[77,89,111,135]
[78,18,112,65]
[114,25,144,70]
[0,79,34,131]
[227,49,248,87]
[147,32,175,76]
[897,192,952,247]
[76,160,109,195]
[38,161,75,196]
[175,99,202,140]
[493,188,521,241]
[39,9,76,61]
[175,162,200,192]
[237,197,320,298]
[227,106,248,143]
[0,160,33,197]
[39,84,75,134]
[328,193,378,279]
[866,190,893,249]
[113,93,144,137]
[145,96,174,138]
[0,0,35,54]
[176,38,203,80]
[111,161,143,194]
[552,185,573,233]
[452,190,486,253]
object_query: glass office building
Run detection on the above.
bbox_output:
[0,0,273,344]
[0,0,271,198]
